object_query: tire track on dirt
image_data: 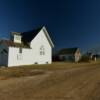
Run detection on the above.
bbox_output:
[0,64,100,100]
[32,65,100,100]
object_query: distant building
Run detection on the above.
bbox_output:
[86,52,97,61]
[0,26,54,67]
[58,48,81,62]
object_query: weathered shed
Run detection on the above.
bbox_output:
[58,47,81,62]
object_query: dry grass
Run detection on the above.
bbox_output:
[0,61,99,80]
[0,67,45,79]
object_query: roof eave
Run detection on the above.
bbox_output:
[42,26,54,48]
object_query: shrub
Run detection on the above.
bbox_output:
[79,55,90,62]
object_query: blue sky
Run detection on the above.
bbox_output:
[0,0,100,52]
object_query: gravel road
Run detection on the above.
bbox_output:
[0,63,100,100]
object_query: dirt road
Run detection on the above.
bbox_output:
[0,63,100,100]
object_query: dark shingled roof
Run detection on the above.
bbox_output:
[4,27,43,48]
[0,40,30,48]
[58,48,79,55]
[21,27,42,43]
[0,26,54,48]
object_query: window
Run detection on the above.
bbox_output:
[15,35,21,41]
[17,54,22,60]
[1,49,8,55]
[34,62,38,64]
[19,48,22,53]
[40,45,45,55]
[46,62,49,64]
[14,35,21,43]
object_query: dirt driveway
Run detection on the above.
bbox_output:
[0,63,100,100]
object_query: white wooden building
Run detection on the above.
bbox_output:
[0,26,54,67]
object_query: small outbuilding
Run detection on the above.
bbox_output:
[58,47,81,62]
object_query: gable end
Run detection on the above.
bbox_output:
[42,26,54,48]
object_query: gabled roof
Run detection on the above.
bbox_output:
[11,32,21,36]
[0,26,54,49]
[0,40,30,48]
[58,47,79,55]
[21,27,42,43]
[21,26,54,48]
[42,27,54,48]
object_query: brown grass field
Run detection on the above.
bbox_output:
[0,61,100,100]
